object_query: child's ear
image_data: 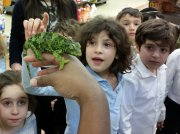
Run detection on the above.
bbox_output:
[135,43,140,53]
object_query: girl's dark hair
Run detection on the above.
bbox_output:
[22,0,77,20]
[0,70,36,113]
[77,16,132,74]
[135,19,176,53]
[116,7,143,22]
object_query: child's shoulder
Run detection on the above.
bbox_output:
[171,49,180,56]
[167,48,180,62]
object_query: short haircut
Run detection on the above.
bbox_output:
[116,7,143,21]
[135,19,176,52]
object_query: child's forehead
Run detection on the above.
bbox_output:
[120,14,141,20]
[0,84,28,99]
[143,39,170,48]
[91,30,109,37]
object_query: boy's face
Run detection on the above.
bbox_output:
[85,31,117,75]
[136,39,170,73]
[118,14,141,43]
[0,84,28,130]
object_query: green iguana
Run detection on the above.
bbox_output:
[23,32,82,78]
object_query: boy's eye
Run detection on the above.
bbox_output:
[135,23,140,26]
[160,48,169,53]
[123,23,129,26]
[145,45,154,50]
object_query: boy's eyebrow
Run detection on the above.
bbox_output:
[144,42,170,48]
[122,19,141,21]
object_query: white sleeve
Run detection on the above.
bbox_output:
[22,55,60,96]
[166,51,178,93]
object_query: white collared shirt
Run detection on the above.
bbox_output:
[118,55,167,134]
[166,49,180,104]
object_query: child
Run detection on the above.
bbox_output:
[118,19,176,134]
[22,15,132,134]
[0,35,10,73]
[0,70,37,134]
[156,48,180,134]
[78,15,131,133]
[116,7,142,59]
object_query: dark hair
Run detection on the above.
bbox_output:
[116,7,143,22]
[0,70,36,113]
[135,19,176,52]
[22,0,77,20]
[77,16,132,74]
[140,7,164,22]
[52,19,80,38]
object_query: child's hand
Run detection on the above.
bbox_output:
[11,63,22,71]
[23,12,49,40]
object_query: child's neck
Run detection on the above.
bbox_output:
[98,71,118,90]
[0,128,19,134]
[151,69,157,76]
[0,122,23,134]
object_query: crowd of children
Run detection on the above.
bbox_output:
[0,3,180,134]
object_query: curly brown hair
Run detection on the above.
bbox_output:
[77,16,132,74]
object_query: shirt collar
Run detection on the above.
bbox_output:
[133,54,167,78]
[86,65,122,83]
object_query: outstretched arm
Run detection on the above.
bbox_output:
[24,53,110,134]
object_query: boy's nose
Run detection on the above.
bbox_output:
[152,50,160,58]
[129,24,135,30]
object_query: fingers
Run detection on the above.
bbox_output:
[24,53,59,67]
[24,55,37,62]
[23,18,41,39]
[11,63,22,71]
[30,75,52,87]
[41,12,49,30]
[23,12,49,40]
[36,66,59,76]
